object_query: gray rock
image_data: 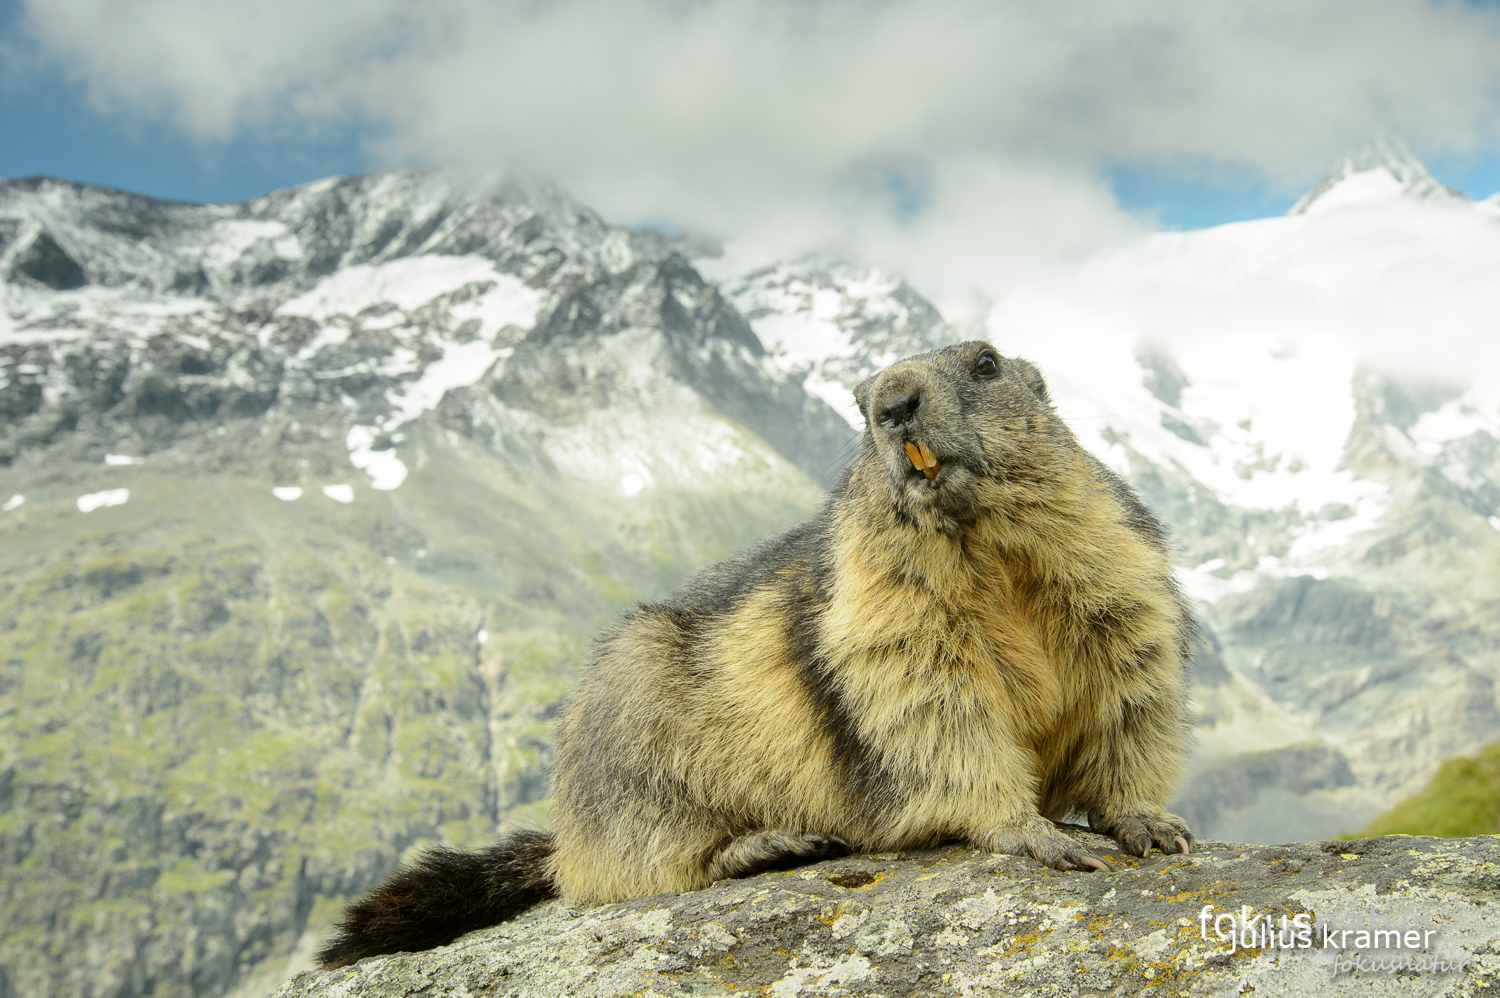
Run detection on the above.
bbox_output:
[269,830,1500,997]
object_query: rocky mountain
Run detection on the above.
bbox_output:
[0,172,846,998]
[720,257,960,428]
[2,138,1499,998]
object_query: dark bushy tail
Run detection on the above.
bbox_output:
[318,829,556,969]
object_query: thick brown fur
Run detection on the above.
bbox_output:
[320,341,1194,964]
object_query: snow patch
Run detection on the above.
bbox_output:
[104,454,141,465]
[206,220,291,267]
[0,326,91,344]
[1410,392,1500,451]
[1302,168,1406,214]
[271,487,303,501]
[1,494,23,512]
[1283,488,1390,561]
[346,426,408,491]
[321,484,354,504]
[279,256,541,322]
[1176,558,1330,606]
[386,339,508,428]
[77,488,129,512]
[750,312,862,425]
[296,324,351,359]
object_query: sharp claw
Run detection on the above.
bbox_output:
[1080,855,1110,872]
[1175,836,1191,854]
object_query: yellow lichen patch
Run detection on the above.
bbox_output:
[993,928,1047,959]
[848,871,889,890]
[1147,879,1241,907]
[1098,939,1234,996]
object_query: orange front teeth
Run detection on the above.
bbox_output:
[904,440,940,479]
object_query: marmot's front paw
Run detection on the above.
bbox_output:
[984,816,1110,872]
[1088,810,1193,858]
[706,829,851,881]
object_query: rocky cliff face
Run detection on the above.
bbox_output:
[265,832,1500,998]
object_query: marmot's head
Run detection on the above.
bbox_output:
[853,341,1073,525]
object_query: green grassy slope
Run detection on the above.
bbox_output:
[1349,740,1500,839]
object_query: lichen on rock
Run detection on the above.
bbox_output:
[270,829,1500,997]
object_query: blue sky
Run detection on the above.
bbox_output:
[0,77,380,205]
[0,0,378,204]
[1108,153,1500,231]
[4,0,1500,240]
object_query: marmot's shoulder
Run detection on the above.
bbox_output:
[1084,451,1171,552]
[659,511,834,618]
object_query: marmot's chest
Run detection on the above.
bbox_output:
[822,583,1069,749]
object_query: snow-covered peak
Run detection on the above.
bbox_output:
[979,147,1500,591]
[1288,135,1461,215]
[0,169,683,305]
[724,255,960,427]
[0,171,851,493]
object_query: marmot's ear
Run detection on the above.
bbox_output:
[853,376,873,415]
[1012,358,1051,405]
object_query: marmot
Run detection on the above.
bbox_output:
[319,340,1194,968]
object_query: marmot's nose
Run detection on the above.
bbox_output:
[878,390,923,433]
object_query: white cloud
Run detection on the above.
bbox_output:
[17,0,411,137]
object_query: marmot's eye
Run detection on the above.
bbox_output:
[973,354,999,379]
